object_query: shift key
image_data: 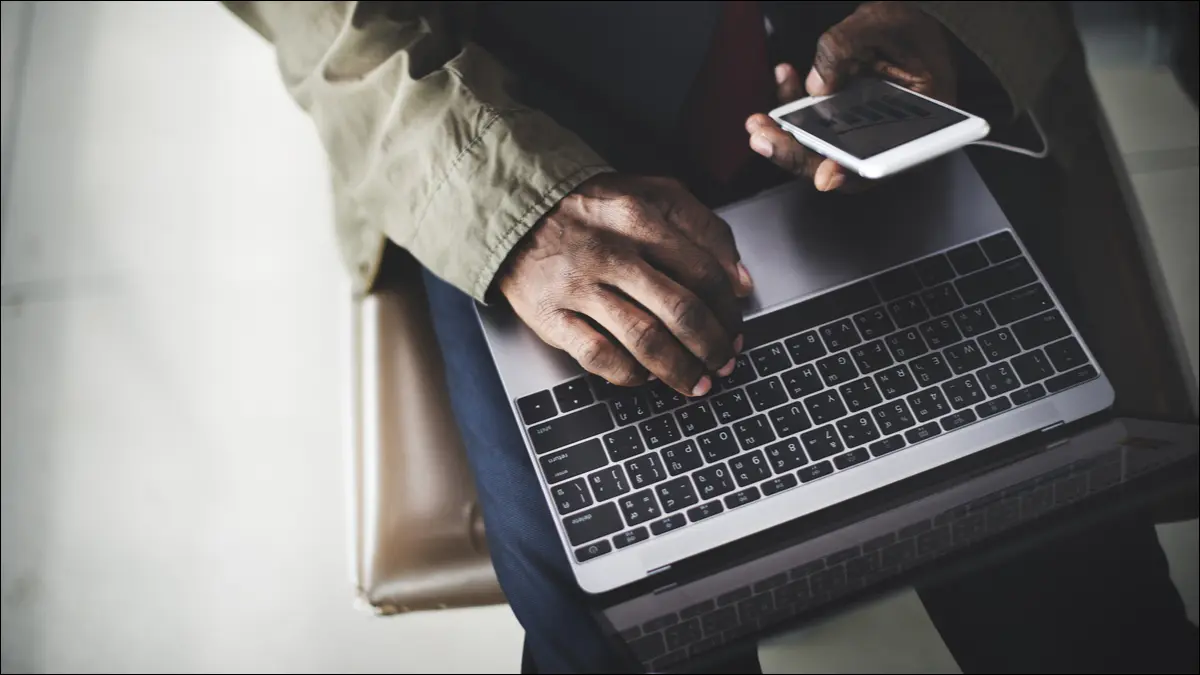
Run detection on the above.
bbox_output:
[540,439,608,484]
[529,403,614,454]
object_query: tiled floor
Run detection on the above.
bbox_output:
[1,2,1195,673]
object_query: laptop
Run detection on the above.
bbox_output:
[475,151,1118,596]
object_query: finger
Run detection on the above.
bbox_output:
[611,260,738,376]
[813,158,848,192]
[810,14,881,96]
[579,287,711,397]
[774,63,804,102]
[548,311,649,387]
[749,123,825,178]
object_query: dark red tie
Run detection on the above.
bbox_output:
[681,1,776,185]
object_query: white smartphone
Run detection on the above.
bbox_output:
[769,79,990,179]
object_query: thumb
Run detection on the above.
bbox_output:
[809,17,878,96]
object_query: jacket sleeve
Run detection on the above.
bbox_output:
[919,1,1077,118]
[222,1,612,301]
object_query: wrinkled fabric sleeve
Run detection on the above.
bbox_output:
[222,1,612,301]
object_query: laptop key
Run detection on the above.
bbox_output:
[540,439,608,484]
[553,378,594,414]
[977,362,1020,397]
[921,283,964,316]
[798,460,835,482]
[905,422,942,444]
[1045,337,1087,371]
[817,352,859,386]
[886,327,929,361]
[657,477,699,513]
[785,330,827,364]
[874,265,923,301]
[1045,365,1098,393]
[876,364,919,398]
[768,402,811,437]
[646,380,687,415]
[920,316,963,350]
[850,339,895,374]
[724,487,762,509]
[650,514,688,535]
[837,412,880,448]
[1012,349,1055,384]
[765,437,809,472]
[747,377,789,411]
[693,464,736,500]
[888,295,930,328]
[909,353,952,387]
[661,440,704,476]
[761,473,799,496]
[1010,383,1047,405]
[914,253,956,285]
[980,231,1021,263]
[853,307,896,340]
[833,448,871,470]
[697,427,740,463]
[956,257,1036,304]
[664,618,703,652]
[820,318,862,351]
[908,388,950,422]
[942,374,985,409]
[610,392,651,426]
[517,390,557,425]
[1013,310,1070,349]
[640,414,682,449]
[552,478,593,515]
[687,501,724,523]
[975,396,1013,418]
[563,502,624,546]
[675,401,717,436]
[869,435,906,457]
[729,450,771,486]
[711,389,753,424]
[613,527,649,549]
[801,424,845,460]
[947,242,988,275]
[944,340,986,374]
[840,377,883,412]
[618,489,661,526]
[781,364,824,399]
[602,427,645,463]
[804,390,848,425]
[719,354,757,388]
[750,342,792,378]
[629,632,667,662]
[733,414,776,450]
[953,304,996,337]
[988,283,1054,325]
[575,539,612,562]
[940,409,977,432]
[625,454,666,489]
[587,465,630,501]
[978,327,1019,362]
[872,400,917,435]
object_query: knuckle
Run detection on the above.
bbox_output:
[668,294,707,335]
[626,318,668,355]
[575,335,614,372]
[606,366,642,388]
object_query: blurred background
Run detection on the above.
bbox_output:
[1,1,1196,672]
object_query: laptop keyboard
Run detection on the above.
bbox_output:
[516,232,1100,564]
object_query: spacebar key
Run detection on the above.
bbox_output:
[529,403,615,454]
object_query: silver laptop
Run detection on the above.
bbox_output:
[476,151,1115,595]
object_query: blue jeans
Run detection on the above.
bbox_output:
[421,269,630,673]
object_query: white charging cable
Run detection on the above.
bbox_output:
[968,112,1050,159]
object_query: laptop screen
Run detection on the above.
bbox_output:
[594,418,1198,673]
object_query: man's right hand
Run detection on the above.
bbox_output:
[497,174,754,398]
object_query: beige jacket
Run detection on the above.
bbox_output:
[222,1,1080,301]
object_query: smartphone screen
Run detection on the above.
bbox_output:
[778,79,966,160]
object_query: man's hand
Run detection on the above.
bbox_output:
[745,1,957,192]
[498,174,754,397]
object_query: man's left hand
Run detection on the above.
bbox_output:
[745,1,957,192]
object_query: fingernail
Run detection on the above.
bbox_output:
[691,376,712,398]
[806,67,825,94]
[733,334,745,353]
[750,134,773,159]
[717,357,737,378]
[818,172,845,192]
[737,262,754,289]
[648,374,658,381]
[775,63,789,85]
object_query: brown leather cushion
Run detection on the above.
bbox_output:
[349,266,505,613]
